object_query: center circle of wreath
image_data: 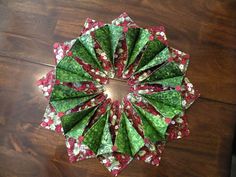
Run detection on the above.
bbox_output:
[37,13,199,176]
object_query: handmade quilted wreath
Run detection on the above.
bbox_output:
[37,12,199,176]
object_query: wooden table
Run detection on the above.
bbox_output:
[0,1,235,177]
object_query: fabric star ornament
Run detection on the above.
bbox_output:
[37,12,199,176]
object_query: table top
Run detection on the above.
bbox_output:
[0,1,236,177]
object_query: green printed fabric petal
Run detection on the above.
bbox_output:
[83,110,113,155]
[97,111,113,155]
[132,104,168,143]
[62,107,97,138]
[125,114,145,155]
[136,47,171,74]
[56,56,93,82]
[50,85,97,112]
[126,28,151,68]
[95,24,123,64]
[109,24,123,63]
[51,95,97,113]
[141,90,182,118]
[70,35,103,70]
[79,34,98,61]
[50,85,93,100]
[115,113,144,156]
[135,39,166,72]
[56,68,92,83]
[151,76,184,87]
[95,25,112,60]
[142,62,183,84]
[126,28,139,65]
[114,114,132,155]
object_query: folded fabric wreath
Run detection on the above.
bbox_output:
[37,12,199,176]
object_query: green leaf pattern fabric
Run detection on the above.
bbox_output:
[70,35,103,70]
[126,28,150,68]
[132,104,168,143]
[136,47,171,73]
[115,113,144,156]
[62,107,97,137]
[50,85,97,112]
[142,62,183,85]
[83,110,113,155]
[141,90,183,118]
[135,39,166,73]
[56,56,93,82]
[94,24,123,64]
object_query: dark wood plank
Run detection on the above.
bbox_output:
[0,57,235,177]
[0,0,235,104]
[0,3,56,65]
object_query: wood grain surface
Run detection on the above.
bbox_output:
[0,0,236,177]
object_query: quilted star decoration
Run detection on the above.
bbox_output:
[37,12,199,176]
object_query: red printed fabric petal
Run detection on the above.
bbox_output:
[135,141,165,166]
[98,153,132,176]
[66,136,96,162]
[37,70,55,99]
